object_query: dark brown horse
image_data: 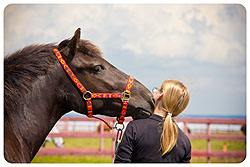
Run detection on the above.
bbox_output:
[4,28,154,163]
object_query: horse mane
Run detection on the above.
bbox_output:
[4,44,57,112]
[4,39,102,113]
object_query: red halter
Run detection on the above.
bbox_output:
[53,49,134,129]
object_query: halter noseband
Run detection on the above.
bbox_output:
[53,49,134,128]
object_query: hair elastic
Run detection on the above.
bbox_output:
[167,113,172,117]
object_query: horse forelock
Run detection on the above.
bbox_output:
[78,40,103,57]
[58,39,103,58]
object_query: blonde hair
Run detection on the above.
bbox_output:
[159,80,190,155]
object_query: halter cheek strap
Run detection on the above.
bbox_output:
[53,48,134,127]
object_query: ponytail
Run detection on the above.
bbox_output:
[159,80,190,155]
[160,114,178,155]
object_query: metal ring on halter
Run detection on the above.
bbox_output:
[121,91,131,102]
[113,122,125,130]
[83,91,92,101]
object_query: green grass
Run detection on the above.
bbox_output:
[32,155,112,163]
[32,138,113,163]
[32,136,246,163]
[190,139,246,151]
[191,157,245,163]
[45,138,113,148]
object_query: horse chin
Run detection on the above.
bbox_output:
[132,107,152,120]
[99,109,121,117]
[99,107,151,120]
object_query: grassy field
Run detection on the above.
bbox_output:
[190,138,246,163]
[32,137,246,163]
[32,155,112,163]
[32,138,113,163]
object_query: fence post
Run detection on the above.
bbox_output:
[64,120,68,131]
[100,123,104,152]
[112,120,116,162]
[73,121,76,131]
[112,132,115,162]
[207,123,211,163]
[184,121,188,135]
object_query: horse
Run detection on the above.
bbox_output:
[4,28,154,163]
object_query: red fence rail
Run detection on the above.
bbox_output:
[178,117,246,162]
[37,116,246,163]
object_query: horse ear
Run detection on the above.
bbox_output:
[59,28,81,62]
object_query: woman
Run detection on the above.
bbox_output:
[114,80,191,163]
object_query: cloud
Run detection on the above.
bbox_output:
[5,5,245,66]
[119,5,245,66]
[194,32,245,65]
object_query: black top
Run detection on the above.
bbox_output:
[114,114,191,163]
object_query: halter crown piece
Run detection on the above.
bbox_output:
[53,48,134,129]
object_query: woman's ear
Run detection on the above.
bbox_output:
[157,91,164,101]
[154,91,164,105]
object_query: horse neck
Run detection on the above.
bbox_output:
[5,71,68,162]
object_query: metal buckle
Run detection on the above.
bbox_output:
[113,122,125,130]
[121,91,131,102]
[83,91,92,101]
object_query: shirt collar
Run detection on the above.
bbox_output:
[149,114,163,121]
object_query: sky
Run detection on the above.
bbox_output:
[4,4,246,118]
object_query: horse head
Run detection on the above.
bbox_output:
[56,28,154,120]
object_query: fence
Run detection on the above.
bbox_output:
[178,117,246,162]
[37,116,246,163]
[37,117,119,158]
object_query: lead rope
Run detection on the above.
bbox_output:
[115,129,123,152]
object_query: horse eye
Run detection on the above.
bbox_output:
[93,65,104,73]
